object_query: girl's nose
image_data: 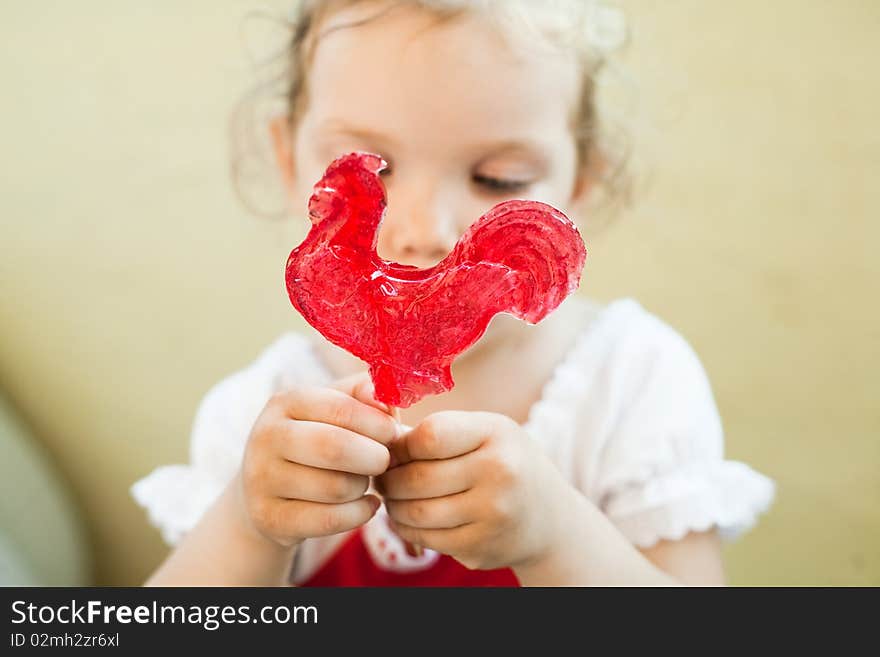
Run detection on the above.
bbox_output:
[379,193,458,267]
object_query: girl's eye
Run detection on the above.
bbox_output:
[472,173,532,193]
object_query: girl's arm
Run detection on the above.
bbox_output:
[143,472,298,587]
[511,482,725,586]
[638,530,726,586]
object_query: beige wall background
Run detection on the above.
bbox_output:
[1,1,877,586]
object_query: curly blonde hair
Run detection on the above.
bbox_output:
[231,0,635,224]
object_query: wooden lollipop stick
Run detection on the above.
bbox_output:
[389,405,424,558]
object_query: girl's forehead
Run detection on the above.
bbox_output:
[302,4,580,152]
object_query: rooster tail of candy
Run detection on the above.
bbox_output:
[306,151,389,253]
[370,361,454,409]
[457,200,587,323]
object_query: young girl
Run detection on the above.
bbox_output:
[131,0,774,586]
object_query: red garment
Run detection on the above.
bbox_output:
[298,527,520,587]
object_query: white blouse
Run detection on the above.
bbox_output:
[131,298,775,582]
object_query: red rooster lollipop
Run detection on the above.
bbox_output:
[285,152,587,408]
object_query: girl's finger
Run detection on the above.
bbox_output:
[267,459,369,504]
[273,383,399,446]
[384,491,475,529]
[276,420,390,475]
[387,518,482,556]
[376,450,478,500]
[389,411,495,465]
[266,495,382,540]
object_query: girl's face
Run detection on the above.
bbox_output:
[275,3,590,270]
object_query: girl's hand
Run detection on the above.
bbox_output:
[238,374,399,549]
[375,411,570,571]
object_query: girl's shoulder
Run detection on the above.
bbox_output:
[525,296,714,431]
[563,296,703,372]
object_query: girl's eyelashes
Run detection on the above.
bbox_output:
[373,165,532,193]
[471,173,533,193]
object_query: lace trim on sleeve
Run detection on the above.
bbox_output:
[129,465,225,547]
[604,460,776,548]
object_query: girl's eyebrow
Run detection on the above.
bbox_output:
[316,119,549,168]
[472,139,550,169]
[473,138,546,154]
[315,119,398,149]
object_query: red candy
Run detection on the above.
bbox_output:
[285,152,587,408]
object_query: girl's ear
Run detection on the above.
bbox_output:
[569,147,606,213]
[570,167,593,206]
[269,113,297,196]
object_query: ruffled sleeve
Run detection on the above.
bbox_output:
[130,332,328,547]
[590,303,775,548]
